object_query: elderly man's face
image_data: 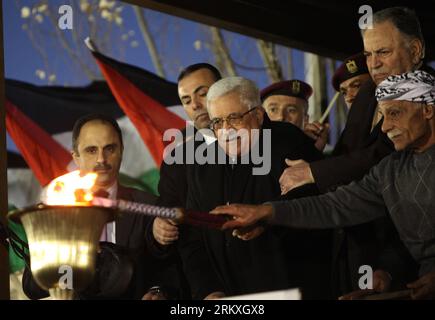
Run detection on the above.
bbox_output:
[208,91,264,157]
[263,95,307,129]
[178,69,217,129]
[72,120,123,188]
[339,74,371,108]
[363,21,422,85]
[379,100,434,152]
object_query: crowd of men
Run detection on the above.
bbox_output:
[23,6,435,300]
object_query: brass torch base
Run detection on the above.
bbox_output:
[9,204,116,299]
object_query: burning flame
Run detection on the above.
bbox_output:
[42,171,98,206]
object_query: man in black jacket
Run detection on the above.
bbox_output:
[23,114,172,299]
[144,64,222,299]
[278,7,432,298]
[151,63,221,246]
[178,76,331,300]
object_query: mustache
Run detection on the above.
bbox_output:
[93,163,112,171]
[371,69,388,77]
[387,129,402,139]
[219,129,239,142]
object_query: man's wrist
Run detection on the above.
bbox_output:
[261,204,275,222]
[308,165,315,183]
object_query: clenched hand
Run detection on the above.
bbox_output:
[338,269,392,300]
[152,217,179,246]
[304,121,329,151]
[407,270,435,300]
[279,159,315,195]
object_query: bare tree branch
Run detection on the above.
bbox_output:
[287,48,293,79]
[45,5,98,80]
[256,40,283,82]
[133,6,166,78]
[209,27,237,76]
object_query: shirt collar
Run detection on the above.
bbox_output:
[104,182,118,200]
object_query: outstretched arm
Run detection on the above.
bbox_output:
[212,164,387,230]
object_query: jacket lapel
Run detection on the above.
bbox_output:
[115,184,136,246]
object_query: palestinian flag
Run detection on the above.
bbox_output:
[6,100,71,186]
[6,58,187,208]
[6,152,29,274]
[89,49,186,167]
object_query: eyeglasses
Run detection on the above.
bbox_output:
[209,107,257,131]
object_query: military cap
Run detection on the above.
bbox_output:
[332,52,369,91]
[260,79,313,102]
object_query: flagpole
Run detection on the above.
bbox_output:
[319,92,340,124]
[0,0,11,300]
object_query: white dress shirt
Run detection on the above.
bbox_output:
[99,183,117,244]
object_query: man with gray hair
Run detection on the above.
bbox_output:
[280,6,432,203]
[213,70,435,300]
[278,6,433,298]
[177,76,332,300]
[206,77,265,161]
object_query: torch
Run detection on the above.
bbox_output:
[9,171,227,300]
[91,196,227,229]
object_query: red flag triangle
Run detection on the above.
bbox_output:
[93,54,185,167]
[6,100,71,186]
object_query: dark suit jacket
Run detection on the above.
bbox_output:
[114,185,159,299]
[310,79,392,193]
[178,117,332,300]
[145,127,210,299]
[22,184,177,300]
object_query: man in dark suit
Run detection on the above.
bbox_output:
[178,76,331,300]
[142,64,223,300]
[23,114,174,299]
[278,7,432,298]
[150,63,221,246]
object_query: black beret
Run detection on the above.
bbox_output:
[261,80,313,102]
[332,52,369,91]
